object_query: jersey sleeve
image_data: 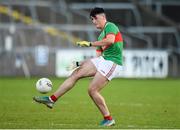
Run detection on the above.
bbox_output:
[96,46,103,52]
[105,23,118,36]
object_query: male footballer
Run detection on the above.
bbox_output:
[33,7,123,126]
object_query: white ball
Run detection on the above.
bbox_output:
[36,78,52,94]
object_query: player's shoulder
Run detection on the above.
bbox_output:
[106,22,117,27]
[105,22,119,30]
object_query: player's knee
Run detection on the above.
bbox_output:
[88,86,97,97]
[70,71,83,81]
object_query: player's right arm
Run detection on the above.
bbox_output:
[96,51,102,57]
[96,46,102,57]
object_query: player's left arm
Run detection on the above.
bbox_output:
[76,24,117,47]
[91,34,115,47]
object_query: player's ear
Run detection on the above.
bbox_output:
[102,13,106,20]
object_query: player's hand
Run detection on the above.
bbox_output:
[66,61,80,71]
[76,41,92,47]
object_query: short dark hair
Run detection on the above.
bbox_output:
[90,7,105,18]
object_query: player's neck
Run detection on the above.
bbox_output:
[100,20,107,30]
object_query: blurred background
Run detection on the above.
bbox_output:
[0,0,180,78]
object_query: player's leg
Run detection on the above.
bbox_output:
[33,59,97,108]
[88,72,115,126]
[53,59,96,98]
[88,72,109,116]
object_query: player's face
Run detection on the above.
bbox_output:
[91,14,106,29]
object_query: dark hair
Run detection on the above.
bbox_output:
[90,7,105,18]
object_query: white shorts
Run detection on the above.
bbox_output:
[91,56,123,80]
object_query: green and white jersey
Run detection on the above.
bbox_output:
[96,22,123,65]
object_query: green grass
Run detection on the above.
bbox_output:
[0,77,180,129]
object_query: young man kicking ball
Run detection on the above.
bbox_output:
[33,7,123,126]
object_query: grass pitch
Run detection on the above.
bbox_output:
[0,77,179,129]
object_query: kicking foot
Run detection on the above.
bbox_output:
[33,96,54,109]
